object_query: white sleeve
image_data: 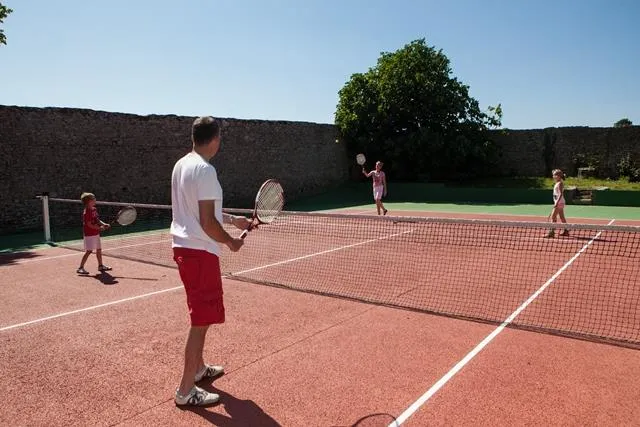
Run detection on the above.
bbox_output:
[196,166,222,201]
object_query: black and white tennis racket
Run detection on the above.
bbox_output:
[240,179,285,239]
[110,206,137,226]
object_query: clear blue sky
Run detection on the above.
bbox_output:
[2,0,638,129]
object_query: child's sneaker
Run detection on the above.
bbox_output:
[98,265,112,272]
[195,364,224,383]
[544,230,555,238]
[77,267,89,275]
[383,209,388,215]
[560,229,570,237]
[174,386,219,406]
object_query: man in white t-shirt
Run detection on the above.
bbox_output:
[171,116,250,406]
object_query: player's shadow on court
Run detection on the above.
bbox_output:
[179,383,280,426]
[0,251,40,266]
[80,272,159,285]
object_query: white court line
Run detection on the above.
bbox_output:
[11,239,169,264]
[315,208,374,215]
[0,286,182,332]
[232,229,413,275]
[0,228,412,332]
[388,218,616,427]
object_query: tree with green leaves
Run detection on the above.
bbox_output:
[614,118,633,128]
[0,2,12,46]
[335,39,502,181]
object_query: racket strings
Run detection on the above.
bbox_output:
[255,182,284,223]
[116,207,137,226]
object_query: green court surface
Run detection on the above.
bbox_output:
[332,202,640,220]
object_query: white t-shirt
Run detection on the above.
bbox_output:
[170,152,223,256]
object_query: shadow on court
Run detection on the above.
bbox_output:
[0,251,41,266]
[78,272,160,285]
[178,382,281,427]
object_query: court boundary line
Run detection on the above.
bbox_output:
[0,228,413,332]
[373,208,640,224]
[230,229,413,275]
[388,218,616,427]
[10,238,170,264]
[0,287,183,332]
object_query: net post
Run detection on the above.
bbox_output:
[41,192,51,242]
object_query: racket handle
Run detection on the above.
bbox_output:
[240,222,256,239]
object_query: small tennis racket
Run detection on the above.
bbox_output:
[356,153,366,166]
[240,179,285,239]
[110,206,137,226]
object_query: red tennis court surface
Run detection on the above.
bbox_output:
[1,211,639,426]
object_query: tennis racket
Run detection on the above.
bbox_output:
[356,153,366,166]
[110,206,137,226]
[240,179,285,239]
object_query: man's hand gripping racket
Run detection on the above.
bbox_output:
[240,179,285,239]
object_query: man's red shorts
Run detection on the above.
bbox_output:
[173,247,225,326]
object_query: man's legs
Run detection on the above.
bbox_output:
[173,248,224,406]
[178,325,209,396]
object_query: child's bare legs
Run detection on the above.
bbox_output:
[80,251,92,268]
[96,249,112,271]
[375,200,381,215]
[77,251,92,274]
[547,207,568,237]
[558,208,569,235]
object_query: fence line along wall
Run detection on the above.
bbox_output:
[0,106,348,234]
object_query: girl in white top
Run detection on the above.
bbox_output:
[546,168,569,238]
[362,160,388,215]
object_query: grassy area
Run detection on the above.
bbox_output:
[454,177,640,190]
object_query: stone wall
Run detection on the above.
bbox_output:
[0,106,347,234]
[490,126,640,177]
[2,104,639,235]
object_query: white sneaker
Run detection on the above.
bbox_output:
[174,386,219,406]
[195,364,224,382]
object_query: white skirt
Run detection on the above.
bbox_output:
[373,185,384,201]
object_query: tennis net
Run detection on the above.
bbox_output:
[40,196,640,348]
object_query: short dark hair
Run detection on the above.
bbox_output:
[192,116,221,146]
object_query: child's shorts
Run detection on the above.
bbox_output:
[83,235,101,251]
